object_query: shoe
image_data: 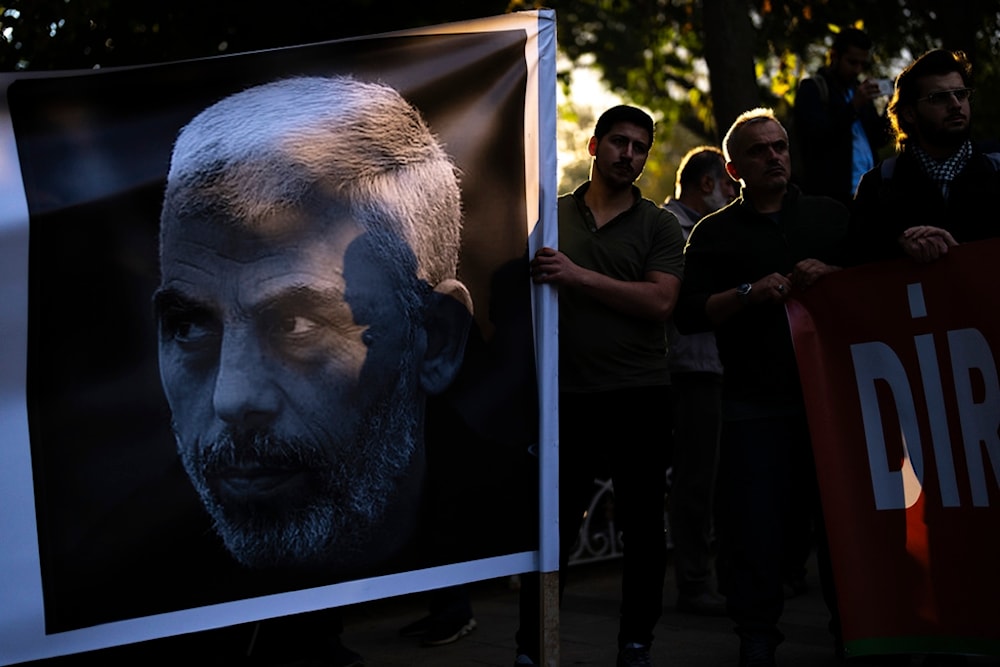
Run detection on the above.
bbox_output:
[398,614,433,638]
[399,609,477,646]
[676,590,727,616]
[617,642,653,667]
[739,637,776,667]
[420,615,477,646]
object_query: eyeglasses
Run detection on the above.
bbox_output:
[917,88,974,106]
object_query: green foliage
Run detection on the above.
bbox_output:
[4,0,1000,201]
[547,0,1000,199]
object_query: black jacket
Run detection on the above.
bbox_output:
[676,186,849,411]
[849,144,1000,265]
[793,67,890,205]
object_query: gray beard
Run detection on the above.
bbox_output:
[703,182,731,212]
[177,384,420,571]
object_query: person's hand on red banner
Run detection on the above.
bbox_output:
[788,258,840,291]
[899,225,958,262]
[747,272,791,304]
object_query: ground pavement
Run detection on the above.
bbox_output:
[21,552,1000,667]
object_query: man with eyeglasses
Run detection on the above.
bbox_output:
[675,108,849,667]
[851,48,1000,264]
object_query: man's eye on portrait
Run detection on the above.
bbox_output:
[160,310,219,348]
[260,309,325,345]
[155,294,219,350]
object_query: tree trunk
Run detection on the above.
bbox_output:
[702,0,761,141]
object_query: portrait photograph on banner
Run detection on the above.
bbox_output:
[0,10,556,664]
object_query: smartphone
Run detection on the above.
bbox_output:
[875,78,894,96]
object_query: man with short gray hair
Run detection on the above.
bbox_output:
[156,75,475,667]
[156,75,472,576]
[677,108,848,666]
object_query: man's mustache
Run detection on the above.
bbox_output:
[194,429,331,475]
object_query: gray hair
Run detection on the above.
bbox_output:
[722,107,787,163]
[161,75,463,287]
[674,145,726,198]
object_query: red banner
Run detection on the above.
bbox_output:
[787,238,1000,657]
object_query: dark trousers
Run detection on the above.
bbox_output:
[516,386,670,660]
[426,584,472,617]
[715,412,837,646]
[667,372,723,595]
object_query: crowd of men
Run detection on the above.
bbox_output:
[404,37,988,667]
[517,39,989,667]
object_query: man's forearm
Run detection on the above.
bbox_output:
[572,268,679,322]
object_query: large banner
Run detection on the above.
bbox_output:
[0,11,557,664]
[788,239,1000,658]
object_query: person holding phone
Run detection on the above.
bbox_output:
[793,27,892,207]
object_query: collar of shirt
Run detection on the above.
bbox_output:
[669,199,703,227]
[910,140,972,200]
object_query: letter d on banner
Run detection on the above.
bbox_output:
[851,342,924,510]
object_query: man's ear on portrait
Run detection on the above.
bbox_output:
[419,278,474,395]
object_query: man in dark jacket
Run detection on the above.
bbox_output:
[675,108,848,667]
[851,48,1000,265]
[794,27,890,206]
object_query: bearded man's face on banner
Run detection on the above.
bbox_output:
[156,204,430,573]
[153,75,473,576]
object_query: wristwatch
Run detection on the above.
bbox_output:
[736,282,752,304]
